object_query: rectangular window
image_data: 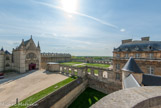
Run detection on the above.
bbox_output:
[116,64,120,70]
[148,53,153,59]
[135,53,140,58]
[116,54,120,58]
[125,53,128,58]
[148,66,154,74]
[116,73,120,80]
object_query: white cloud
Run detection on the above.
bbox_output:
[120,28,126,32]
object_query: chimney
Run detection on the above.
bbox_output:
[122,39,132,44]
[141,37,150,41]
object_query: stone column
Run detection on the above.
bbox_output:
[66,67,69,74]
[77,69,83,77]
[90,68,94,76]
[98,70,103,80]
[61,66,64,73]
[71,68,75,76]
[84,67,88,75]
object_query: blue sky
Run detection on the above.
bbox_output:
[0,0,161,56]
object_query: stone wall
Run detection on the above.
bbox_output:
[60,65,122,94]
[28,78,85,108]
[88,76,122,94]
[51,80,88,108]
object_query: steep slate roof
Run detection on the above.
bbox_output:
[1,47,4,51]
[114,41,161,52]
[5,50,10,54]
[142,74,161,86]
[124,74,140,88]
[24,39,30,46]
[122,57,143,73]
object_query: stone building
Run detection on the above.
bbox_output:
[41,53,71,69]
[0,36,71,73]
[113,37,161,76]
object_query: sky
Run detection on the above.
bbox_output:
[0,0,161,56]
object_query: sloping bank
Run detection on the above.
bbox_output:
[10,76,87,108]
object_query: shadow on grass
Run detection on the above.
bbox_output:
[68,87,107,108]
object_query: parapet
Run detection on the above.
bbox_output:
[91,86,161,108]
[41,53,71,57]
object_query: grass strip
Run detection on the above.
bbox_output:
[10,76,77,108]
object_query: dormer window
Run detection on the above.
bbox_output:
[135,46,139,51]
[125,48,128,51]
[148,45,152,50]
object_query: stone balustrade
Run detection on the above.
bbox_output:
[59,64,119,83]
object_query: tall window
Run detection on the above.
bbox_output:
[6,63,10,67]
[125,53,128,58]
[148,53,153,59]
[135,53,140,58]
[116,64,120,70]
[148,66,154,74]
[26,53,37,60]
[116,73,120,80]
[116,54,120,58]
[6,56,10,60]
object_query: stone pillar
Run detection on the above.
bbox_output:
[77,69,83,77]
[90,68,94,76]
[84,67,88,75]
[98,70,103,80]
[71,68,75,76]
[62,66,64,73]
[66,67,69,74]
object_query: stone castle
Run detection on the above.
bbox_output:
[0,36,71,73]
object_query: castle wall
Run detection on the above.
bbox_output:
[0,52,4,72]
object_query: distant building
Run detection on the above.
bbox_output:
[41,53,71,69]
[0,36,71,73]
[113,37,161,76]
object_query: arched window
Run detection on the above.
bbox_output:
[6,63,10,67]
[26,53,37,60]
[6,56,10,60]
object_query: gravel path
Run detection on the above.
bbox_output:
[0,69,68,108]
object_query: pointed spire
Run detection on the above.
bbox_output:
[30,35,32,39]
[122,57,143,73]
[37,41,40,48]
[21,39,24,45]
[1,47,4,51]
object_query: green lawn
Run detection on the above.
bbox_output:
[10,76,77,108]
[68,87,107,108]
[61,62,110,68]
[61,62,83,66]
[86,63,110,68]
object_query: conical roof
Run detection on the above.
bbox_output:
[122,57,143,73]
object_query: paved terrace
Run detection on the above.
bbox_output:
[0,70,68,108]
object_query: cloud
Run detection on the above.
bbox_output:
[34,1,119,29]
[120,28,126,32]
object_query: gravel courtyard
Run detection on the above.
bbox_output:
[0,69,68,108]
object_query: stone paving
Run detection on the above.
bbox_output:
[0,69,68,108]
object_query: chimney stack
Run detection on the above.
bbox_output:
[122,39,132,44]
[141,37,150,41]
